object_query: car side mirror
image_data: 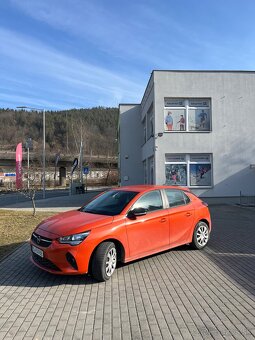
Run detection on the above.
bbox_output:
[127,207,147,219]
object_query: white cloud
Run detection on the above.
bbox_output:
[9,0,171,67]
[0,92,67,110]
[9,0,255,72]
[0,28,144,108]
[3,0,254,109]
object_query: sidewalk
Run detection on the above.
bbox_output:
[0,205,254,339]
[0,191,100,212]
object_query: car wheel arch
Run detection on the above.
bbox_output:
[88,238,125,274]
[191,220,210,250]
[188,218,210,243]
[198,218,211,231]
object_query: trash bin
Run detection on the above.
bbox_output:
[71,182,85,194]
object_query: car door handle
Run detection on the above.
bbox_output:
[160,218,167,223]
[186,212,192,217]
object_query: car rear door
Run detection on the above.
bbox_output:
[164,189,194,248]
[125,190,169,259]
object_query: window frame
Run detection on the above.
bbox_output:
[189,155,212,188]
[165,154,213,188]
[164,98,211,133]
[165,163,187,186]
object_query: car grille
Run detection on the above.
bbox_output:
[31,233,52,248]
[32,253,61,272]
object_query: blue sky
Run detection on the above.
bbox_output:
[1,0,255,110]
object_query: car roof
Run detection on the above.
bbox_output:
[113,185,190,193]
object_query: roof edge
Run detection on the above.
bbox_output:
[152,70,255,73]
[119,103,140,106]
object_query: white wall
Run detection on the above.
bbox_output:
[154,71,255,197]
[119,104,144,185]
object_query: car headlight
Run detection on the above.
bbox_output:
[58,231,90,246]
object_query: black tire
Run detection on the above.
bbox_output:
[91,242,117,282]
[191,221,210,250]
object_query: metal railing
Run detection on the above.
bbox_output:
[239,192,255,206]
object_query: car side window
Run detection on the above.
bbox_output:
[165,190,190,207]
[132,190,163,213]
[183,192,190,204]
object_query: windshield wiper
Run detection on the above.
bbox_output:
[82,209,99,214]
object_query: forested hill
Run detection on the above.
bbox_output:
[0,107,118,156]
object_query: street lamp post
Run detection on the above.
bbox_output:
[42,109,46,199]
[17,106,46,199]
[25,137,33,189]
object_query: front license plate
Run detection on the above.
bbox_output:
[32,245,43,258]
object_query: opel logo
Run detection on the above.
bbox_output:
[36,236,41,245]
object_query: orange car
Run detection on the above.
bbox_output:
[30,185,211,281]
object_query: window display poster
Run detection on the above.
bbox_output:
[164,109,186,131]
[190,164,211,186]
[188,109,210,131]
[165,164,187,186]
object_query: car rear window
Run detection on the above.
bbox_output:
[165,189,190,207]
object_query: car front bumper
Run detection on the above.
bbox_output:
[30,231,93,275]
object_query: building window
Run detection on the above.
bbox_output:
[142,118,146,144]
[164,98,211,132]
[143,160,147,184]
[148,156,154,184]
[147,104,154,140]
[149,116,154,137]
[165,154,212,187]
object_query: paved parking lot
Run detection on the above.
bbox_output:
[0,205,254,339]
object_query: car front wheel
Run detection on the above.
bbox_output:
[192,221,210,250]
[91,242,117,282]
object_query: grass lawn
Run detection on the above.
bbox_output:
[0,210,57,261]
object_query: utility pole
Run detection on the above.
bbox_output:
[42,109,46,199]
[25,138,33,189]
[80,140,83,186]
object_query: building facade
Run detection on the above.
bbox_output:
[119,71,255,199]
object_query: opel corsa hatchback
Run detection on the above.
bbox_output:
[30,185,211,281]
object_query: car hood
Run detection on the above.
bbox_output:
[36,210,113,236]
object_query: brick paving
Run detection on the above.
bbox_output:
[0,205,254,339]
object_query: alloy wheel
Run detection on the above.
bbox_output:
[196,224,209,247]
[105,247,117,277]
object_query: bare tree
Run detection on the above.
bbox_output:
[18,165,39,216]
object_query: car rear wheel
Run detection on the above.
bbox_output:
[91,242,117,282]
[192,221,209,250]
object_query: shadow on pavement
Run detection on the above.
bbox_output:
[0,242,193,289]
[0,243,98,287]
[0,242,24,262]
[0,205,254,294]
[204,205,255,297]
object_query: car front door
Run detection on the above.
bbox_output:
[125,190,169,259]
[164,189,194,248]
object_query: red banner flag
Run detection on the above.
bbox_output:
[16,142,23,189]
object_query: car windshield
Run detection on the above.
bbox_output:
[80,190,138,216]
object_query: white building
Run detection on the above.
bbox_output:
[119,71,255,201]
